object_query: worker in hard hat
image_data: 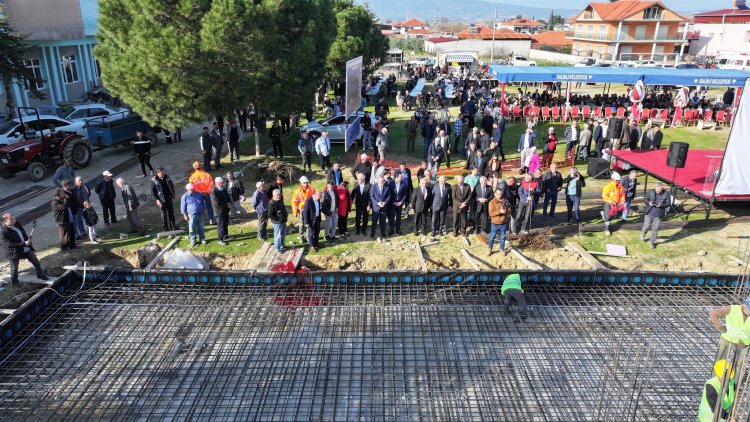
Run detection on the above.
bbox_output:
[291,176,316,242]
[709,299,750,390]
[697,359,736,422]
[501,273,526,319]
[188,161,215,225]
[600,171,625,236]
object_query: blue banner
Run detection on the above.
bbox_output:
[346,116,361,152]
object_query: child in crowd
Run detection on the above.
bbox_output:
[82,200,102,244]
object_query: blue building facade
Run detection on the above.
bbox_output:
[1,0,100,115]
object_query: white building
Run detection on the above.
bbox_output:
[424,27,532,58]
[688,1,750,57]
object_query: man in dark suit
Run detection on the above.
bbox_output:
[210,176,232,245]
[473,149,487,177]
[351,173,371,235]
[472,176,493,235]
[351,154,373,184]
[411,177,432,237]
[2,213,48,287]
[427,137,444,174]
[397,162,413,217]
[302,191,322,251]
[451,175,471,238]
[369,175,392,239]
[389,172,409,235]
[593,120,604,157]
[431,176,452,238]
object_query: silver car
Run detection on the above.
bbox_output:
[299,113,364,144]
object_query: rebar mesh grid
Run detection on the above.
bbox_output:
[0,282,739,421]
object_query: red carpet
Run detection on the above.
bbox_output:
[612,149,750,201]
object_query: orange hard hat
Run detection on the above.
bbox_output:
[193,161,202,169]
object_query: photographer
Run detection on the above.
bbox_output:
[563,167,586,225]
[1,213,48,288]
[641,182,671,249]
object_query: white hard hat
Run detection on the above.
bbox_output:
[185,183,194,190]
[102,170,113,177]
[360,153,367,160]
[611,172,621,181]
[299,176,309,183]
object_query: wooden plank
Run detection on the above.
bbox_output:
[416,242,429,273]
[567,242,608,271]
[146,237,180,269]
[257,247,280,272]
[460,249,481,271]
[589,251,636,259]
[156,229,185,239]
[289,247,306,270]
[420,241,439,248]
[508,246,543,270]
[246,242,272,270]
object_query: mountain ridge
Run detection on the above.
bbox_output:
[358,0,579,23]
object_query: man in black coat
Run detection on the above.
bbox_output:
[199,127,213,170]
[592,120,604,158]
[302,191,323,251]
[134,130,154,177]
[151,168,177,231]
[472,176,493,235]
[411,176,432,236]
[95,170,117,225]
[431,176,452,238]
[351,154,373,184]
[210,176,232,245]
[350,173,371,235]
[2,213,47,287]
[52,189,76,250]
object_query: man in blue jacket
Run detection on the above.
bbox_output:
[302,191,323,251]
[181,183,205,246]
[369,175,392,239]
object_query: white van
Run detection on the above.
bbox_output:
[716,55,750,71]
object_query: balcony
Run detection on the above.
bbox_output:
[569,32,686,42]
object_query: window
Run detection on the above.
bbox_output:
[644,6,663,20]
[67,109,89,120]
[60,55,79,84]
[23,59,44,90]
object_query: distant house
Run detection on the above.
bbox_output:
[688,0,750,57]
[498,18,546,34]
[567,1,689,62]
[391,19,429,35]
[531,31,573,51]
[424,26,532,58]
[405,28,434,39]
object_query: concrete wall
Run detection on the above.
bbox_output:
[528,49,579,64]
[689,23,750,56]
[425,39,531,58]
[3,0,85,40]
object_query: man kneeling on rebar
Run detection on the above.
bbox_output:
[502,273,526,319]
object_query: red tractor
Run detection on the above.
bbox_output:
[0,108,92,181]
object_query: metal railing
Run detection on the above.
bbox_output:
[571,32,685,42]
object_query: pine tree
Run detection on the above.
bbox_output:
[0,4,45,120]
[548,10,554,30]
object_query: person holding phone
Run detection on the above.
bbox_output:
[563,167,586,225]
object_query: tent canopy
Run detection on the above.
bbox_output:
[445,53,475,63]
[488,66,750,87]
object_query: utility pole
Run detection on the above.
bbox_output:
[491,8,497,64]
[435,8,440,64]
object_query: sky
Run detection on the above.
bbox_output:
[483,0,714,13]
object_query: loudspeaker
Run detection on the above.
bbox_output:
[607,117,624,140]
[666,142,689,168]
[587,158,611,179]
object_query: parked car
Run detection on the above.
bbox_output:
[511,56,536,66]
[636,60,658,68]
[575,58,611,67]
[59,103,130,124]
[675,63,700,69]
[0,115,87,146]
[299,112,364,144]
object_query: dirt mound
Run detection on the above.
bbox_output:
[256,160,305,184]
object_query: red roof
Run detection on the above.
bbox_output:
[531,31,572,47]
[585,1,686,21]
[426,37,457,43]
[457,26,532,40]
[407,28,433,35]
[694,7,750,23]
[502,18,545,27]
[394,19,427,28]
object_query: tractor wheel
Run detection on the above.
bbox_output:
[64,138,93,169]
[147,132,159,146]
[28,162,47,182]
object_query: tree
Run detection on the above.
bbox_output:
[97,0,335,134]
[0,4,45,120]
[325,0,388,83]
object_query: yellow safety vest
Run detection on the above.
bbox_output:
[720,305,750,345]
[698,377,734,422]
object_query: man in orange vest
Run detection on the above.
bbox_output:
[600,172,625,236]
[291,175,315,242]
[188,161,215,224]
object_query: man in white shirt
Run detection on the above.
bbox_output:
[315,131,332,171]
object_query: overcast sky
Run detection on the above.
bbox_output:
[486,0,713,12]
